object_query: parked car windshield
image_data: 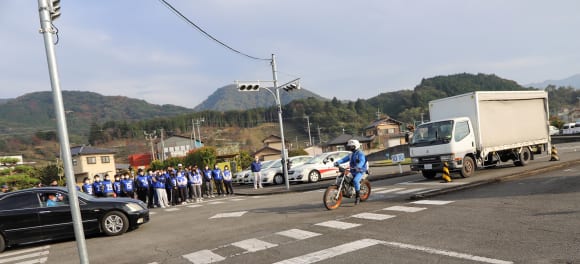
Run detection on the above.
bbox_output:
[411,120,454,147]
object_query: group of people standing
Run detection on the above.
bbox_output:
[80,163,235,208]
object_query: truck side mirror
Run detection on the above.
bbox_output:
[405,132,410,143]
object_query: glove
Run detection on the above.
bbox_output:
[333,162,339,167]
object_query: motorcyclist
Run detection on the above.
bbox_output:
[334,139,367,205]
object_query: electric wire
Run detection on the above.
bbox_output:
[157,0,270,61]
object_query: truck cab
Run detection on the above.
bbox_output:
[410,117,476,179]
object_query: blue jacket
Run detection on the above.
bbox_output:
[223,170,232,182]
[113,181,122,195]
[102,180,114,194]
[212,168,223,181]
[337,150,367,174]
[177,173,188,187]
[121,179,134,192]
[154,174,166,189]
[136,175,149,189]
[203,169,213,181]
[251,161,262,172]
[92,181,103,195]
[82,183,94,195]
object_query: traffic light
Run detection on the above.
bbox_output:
[237,82,260,91]
[49,0,61,21]
[282,82,300,92]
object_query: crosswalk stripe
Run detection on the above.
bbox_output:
[231,238,278,253]
[208,201,225,205]
[230,198,245,201]
[182,249,225,264]
[383,205,427,213]
[315,220,360,230]
[395,188,426,194]
[0,246,50,258]
[14,257,48,264]
[276,229,321,240]
[209,211,247,219]
[0,251,48,264]
[411,200,454,205]
[187,204,202,208]
[375,188,406,194]
[351,213,396,221]
[273,239,380,264]
[371,187,387,191]
[164,208,179,212]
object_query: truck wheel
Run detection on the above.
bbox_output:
[514,148,531,166]
[460,156,475,178]
[421,170,437,179]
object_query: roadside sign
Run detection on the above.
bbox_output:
[392,153,405,163]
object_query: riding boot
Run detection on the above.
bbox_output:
[355,191,360,205]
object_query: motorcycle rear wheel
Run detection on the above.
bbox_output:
[323,185,343,210]
[359,180,371,202]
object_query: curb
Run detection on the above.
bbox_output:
[409,159,580,200]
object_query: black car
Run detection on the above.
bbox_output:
[0,187,149,252]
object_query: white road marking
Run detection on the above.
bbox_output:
[209,211,248,219]
[375,188,406,194]
[273,239,513,264]
[272,238,379,264]
[0,251,49,264]
[182,249,225,264]
[0,246,50,258]
[164,208,180,212]
[187,204,203,208]
[371,187,387,191]
[231,238,278,252]
[276,229,321,240]
[230,198,245,201]
[351,213,396,221]
[411,200,454,205]
[15,257,48,264]
[149,211,157,215]
[383,205,427,213]
[208,201,225,205]
[395,188,426,194]
[315,220,361,230]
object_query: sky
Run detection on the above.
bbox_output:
[1,0,579,108]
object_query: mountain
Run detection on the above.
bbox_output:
[0,99,10,105]
[194,85,326,111]
[526,73,580,89]
[0,91,193,135]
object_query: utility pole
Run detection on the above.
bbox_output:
[37,1,89,263]
[195,118,204,144]
[317,125,323,144]
[159,128,166,161]
[304,115,312,147]
[144,131,157,161]
[190,119,196,149]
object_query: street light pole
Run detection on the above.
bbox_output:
[271,54,290,190]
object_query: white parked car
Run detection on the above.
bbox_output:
[233,168,250,184]
[288,151,350,183]
[549,125,559,136]
[260,155,313,185]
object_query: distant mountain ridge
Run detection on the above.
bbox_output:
[526,73,580,89]
[194,85,326,111]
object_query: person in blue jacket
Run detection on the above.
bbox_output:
[121,173,135,198]
[168,171,179,206]
[251,157,263,189]
[176,169,188,204]
[147,170,155,208]
[203,165,214,198]
[81,177,94,196]
[153,170,169,208]
[102,174,114,198]
[189,166,203,202]
[212,165,225,196]
[223,165,234,195]
[92,175,104,197]
[334,139,367,205]
[135,169,149,203]
[113,174,123,198]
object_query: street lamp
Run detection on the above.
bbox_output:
[235,54,300,190]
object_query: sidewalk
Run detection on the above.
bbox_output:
[233,145,580,197]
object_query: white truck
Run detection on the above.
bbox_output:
[410,91,550,179]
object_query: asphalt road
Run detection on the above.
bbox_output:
[2,143,580,264]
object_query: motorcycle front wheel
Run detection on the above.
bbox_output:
[359,180,371,202]
[323,185,343,210]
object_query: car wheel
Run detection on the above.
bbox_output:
[0,234,5,253]
[101,211,129,236]
[273,174,284,185]
[460,156,475,178]
[308,171,320,183]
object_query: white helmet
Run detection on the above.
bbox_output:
[346,139,361,152]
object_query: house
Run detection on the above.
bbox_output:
[157,135,203,159]
[253,135,289,161]
[363,116,406,149]
[324,134,374,153]
[70,146,116,184]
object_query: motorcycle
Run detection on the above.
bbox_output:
[323,166,371,210]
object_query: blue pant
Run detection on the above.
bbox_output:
[352,172,363,192]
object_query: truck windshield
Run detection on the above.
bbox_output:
[411,120,454,147]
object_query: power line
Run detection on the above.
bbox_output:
[157,0,270,61]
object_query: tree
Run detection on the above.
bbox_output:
[28,164,62,186]
[0,157,20,175]
[183,147,217,168]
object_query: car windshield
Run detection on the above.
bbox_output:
[261,160,277,169]
[411,120,454,147]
